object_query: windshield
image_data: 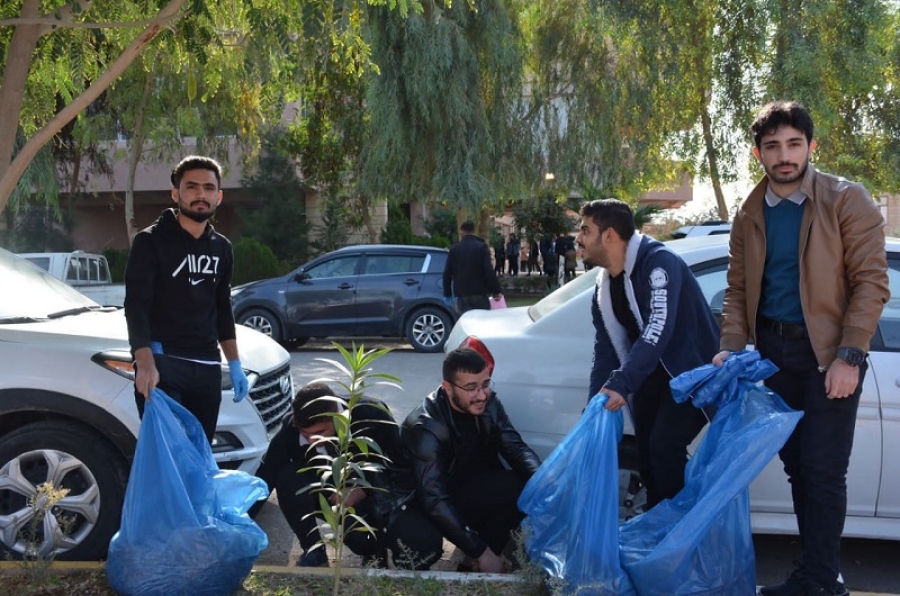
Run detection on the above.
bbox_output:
[528,268,601,321]
[0,248,100,319]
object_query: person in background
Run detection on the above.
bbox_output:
[444,221,504,313]
[493,236,506,277]
[125,155,248,442]
[506,234,521,277]
[253,381,443,569]
[577,198,719,510]
[540,234,558,289]
[528,238,540,275]
[401,348,541,573]
[520,242,530,275]
[714,100,889,596]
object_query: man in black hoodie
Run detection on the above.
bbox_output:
[124,155,248,441]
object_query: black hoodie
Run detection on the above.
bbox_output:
[124,208,236,361]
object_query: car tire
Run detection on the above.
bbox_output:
[618,440,646,521]
[0,421,129,561]
[238,308,283,342]
[405,307,453,353]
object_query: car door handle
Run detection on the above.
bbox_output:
[338,283,354,290]
[403,279,420,286]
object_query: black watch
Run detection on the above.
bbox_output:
[837,347,865,367]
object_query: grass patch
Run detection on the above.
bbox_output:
[1,568,547,596]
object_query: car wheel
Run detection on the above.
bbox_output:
[238,308,283,342]
[618,440,646,522]
[0,421,128,561]
[406,307,452,353]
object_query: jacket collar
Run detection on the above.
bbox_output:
[743,164,819,218]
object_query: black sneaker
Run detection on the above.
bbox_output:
[759,570,806,596]
[296,547,328,567]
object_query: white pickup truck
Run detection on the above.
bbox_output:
[18,251,126,307]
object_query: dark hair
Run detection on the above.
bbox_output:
[460,221,476,233]
[170,155,223,188]
[580,199,636,241]
[751,101,814,149]
[291,381,340,429]
[442,348,488,382]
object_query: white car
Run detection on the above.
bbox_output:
[446,234,900,540]
[0,248,293,560]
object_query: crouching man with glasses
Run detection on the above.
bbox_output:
[401,348,541,573]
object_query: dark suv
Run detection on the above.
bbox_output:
[232,244,457,352]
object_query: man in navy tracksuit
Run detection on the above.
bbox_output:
[576,199,719,509]
[125,155,248,442]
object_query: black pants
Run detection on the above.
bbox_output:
[134,354,221,442]
[451,468,526,555]
[275,465,443,569]
[631,365,708,508]
[458,294,491,313]
[757,325,864,592]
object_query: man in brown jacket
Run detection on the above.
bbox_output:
[714,101,889,596]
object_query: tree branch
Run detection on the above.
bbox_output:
[0,15,179,30]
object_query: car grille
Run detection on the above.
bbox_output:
[249,363,292,439]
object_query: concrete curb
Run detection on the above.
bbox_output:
[1,561,896,595]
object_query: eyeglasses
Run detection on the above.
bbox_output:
[450,379,495,396]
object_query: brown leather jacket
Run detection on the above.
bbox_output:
[720,165,889,368]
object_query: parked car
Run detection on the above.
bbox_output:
[0,248,293,560]
[670,220,732,239]
[446,234,900,540]
[18,251,126,307]
[232,244,457,353]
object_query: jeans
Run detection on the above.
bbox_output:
[452,468,527,555]
[275,464,443,569]
[631,364,708,508]
[134,354,221,442]
[458,294,491,313]
[757,325,864,591]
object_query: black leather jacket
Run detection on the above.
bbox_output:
[400,387,541,557]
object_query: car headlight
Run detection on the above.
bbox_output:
[92,350,137,380]
[231,287,246,299]
[93,351,259,392]
[220,364,259,392]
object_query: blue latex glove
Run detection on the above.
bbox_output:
[443,296,453,307]
[228,360,249,403]
[150,341,163,355]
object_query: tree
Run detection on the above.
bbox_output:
[0,0,192,216]
[0,0,420,221]
[765,0,900,193]
[362,0,534,217]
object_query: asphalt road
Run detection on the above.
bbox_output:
[252,339,900,594]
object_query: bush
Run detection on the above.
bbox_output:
[233,237,283,285]
[102,248,129,283]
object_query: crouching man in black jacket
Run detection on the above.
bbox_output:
[401,348,542,573]
[253,381,442,569]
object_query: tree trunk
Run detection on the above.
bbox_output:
[0,0,188,216]
[0,0,44,206]
[125,67,155,245]
[700,97,728,221]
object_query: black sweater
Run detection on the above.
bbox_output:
[124,208,236,361]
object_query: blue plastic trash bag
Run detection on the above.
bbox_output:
[519,393,636,596]
[619,350,803,596]
[107,389,269,596]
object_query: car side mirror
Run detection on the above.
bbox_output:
[293,270,310,282]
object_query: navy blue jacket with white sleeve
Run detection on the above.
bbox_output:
[588,234,720,401]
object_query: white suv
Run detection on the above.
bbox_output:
[0,248,293,560]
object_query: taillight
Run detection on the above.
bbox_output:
[459,336,495,375]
